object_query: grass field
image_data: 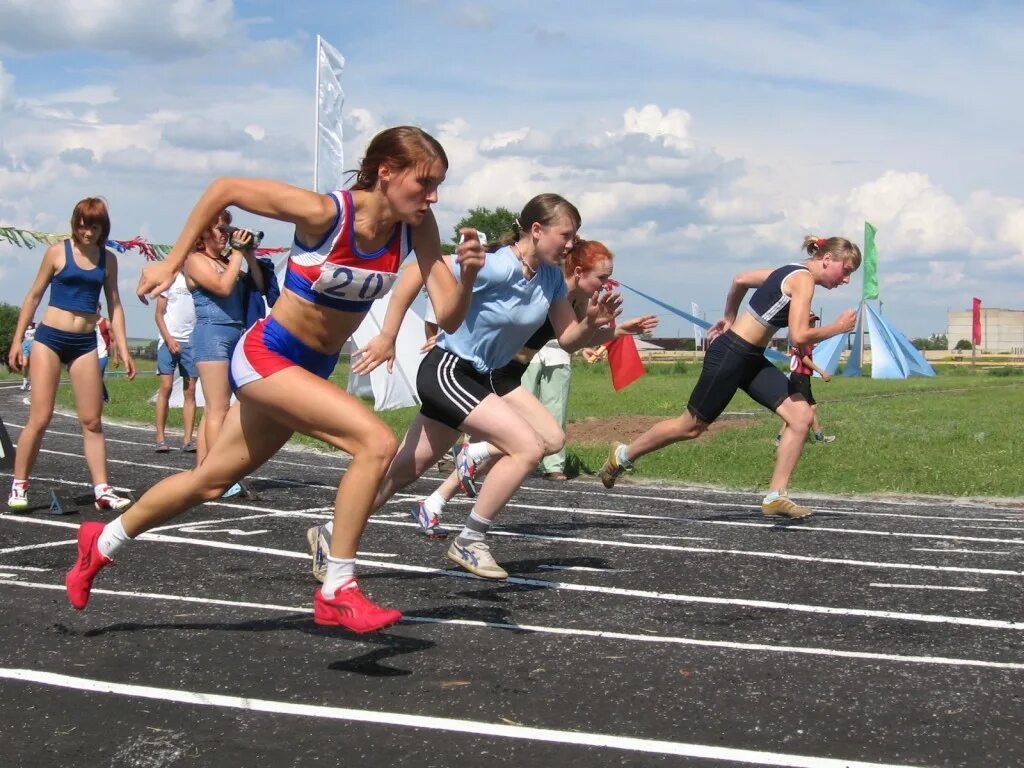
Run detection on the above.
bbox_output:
[41,357,1024,498]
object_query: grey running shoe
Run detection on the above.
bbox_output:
[446,539,508,579]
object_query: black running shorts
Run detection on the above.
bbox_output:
[686,330,790,423]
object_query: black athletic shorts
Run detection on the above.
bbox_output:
[787,372,815,405]
[417,347,524,430]
[687,330,790,423]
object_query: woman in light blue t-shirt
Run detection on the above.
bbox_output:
[310,194,653,581]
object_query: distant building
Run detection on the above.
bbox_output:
[947,308,1024,353]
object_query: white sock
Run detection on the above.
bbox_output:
[94,483,114,499]
[616,444,633,468]
[466,442,492,464]
[763,490,782,504]
[322,556,356,598]
[423,491,447,517]
[97,516,132,559]
[457,510,492,544]
[10,479,27,494]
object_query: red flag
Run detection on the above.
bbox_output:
[972,297,982,347]
[604,334,645,390]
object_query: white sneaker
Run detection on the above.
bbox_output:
[94,486,131,511]
[7,484,28,511]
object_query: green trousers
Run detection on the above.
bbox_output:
[521,358,571,473]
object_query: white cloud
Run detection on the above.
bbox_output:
[0,0,239,59]
[619,105,694,152]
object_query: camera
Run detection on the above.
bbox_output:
[218,224,264,249]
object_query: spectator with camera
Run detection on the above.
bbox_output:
[184,210,264,495]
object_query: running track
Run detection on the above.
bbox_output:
[1,383,1022,767]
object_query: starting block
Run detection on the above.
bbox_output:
[45,490,76,516]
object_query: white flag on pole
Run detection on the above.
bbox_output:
[691,302,703,349]
[314,36,346,193]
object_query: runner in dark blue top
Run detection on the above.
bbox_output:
[7,197,137,512]
[599,235,860,519]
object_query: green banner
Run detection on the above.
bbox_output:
[863,221,879,300]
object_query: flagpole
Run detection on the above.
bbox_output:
[313,35,322,190]
[858,301,866,377]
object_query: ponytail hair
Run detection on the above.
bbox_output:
[348,126,448,191]
[565,238,613,277]
[803,235,862,269]
[494,193,582,250]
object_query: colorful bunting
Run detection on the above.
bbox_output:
[0,225,288,261]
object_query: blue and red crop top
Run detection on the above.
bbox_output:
[283,190,412,313]
[50,239,106,314]
[746,264,809,330]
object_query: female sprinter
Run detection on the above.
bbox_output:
[599,236,859,518]
[7,198,136,512]
[65,126,484,634]
[408,239,656,538]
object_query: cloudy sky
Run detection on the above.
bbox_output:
[1,0,1021,341]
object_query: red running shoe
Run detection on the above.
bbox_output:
[313,582,402,633]
[65,521,112,610]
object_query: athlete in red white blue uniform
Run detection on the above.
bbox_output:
[66,127,485,634]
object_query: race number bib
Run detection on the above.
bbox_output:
[311,263,398,303]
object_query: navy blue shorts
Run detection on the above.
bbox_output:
[32,323,97,366]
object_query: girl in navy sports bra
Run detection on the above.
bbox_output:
[7,197,137,513]
[65,127,485,634]
[599,235,861,519]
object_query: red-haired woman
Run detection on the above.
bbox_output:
[64,127,484,634]
[7,198,137,512]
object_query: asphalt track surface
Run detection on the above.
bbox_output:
[1,383,1022,768]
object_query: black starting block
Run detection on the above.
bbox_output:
[0,416,15,472]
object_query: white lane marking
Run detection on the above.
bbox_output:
[700,519,1024,547]
[0,515,397,558]
[0,474,132,493]
[34,447,324,491]
[176,526,270,536]
[911,548,1010,555]
[10,415,350,471]
[537,565,618,573]
[956,526,1024,532]
[623,534,713,542]
[387,495,1019,528]
[0,668,921,767]
[870,584,988,593]
[0,573,17,578]
[150,513,283,533]
[0,564,49,571]
[0,540,76,554]
[6,580,1024,672]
